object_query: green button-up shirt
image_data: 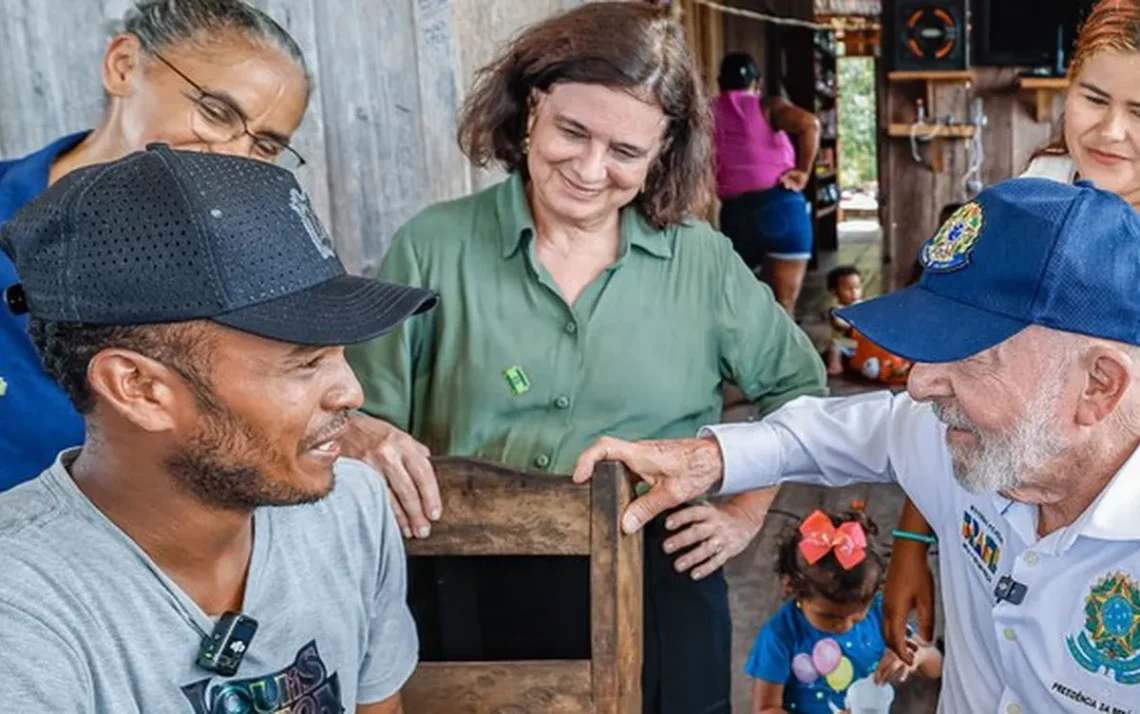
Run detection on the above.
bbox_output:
[347,174,827,475]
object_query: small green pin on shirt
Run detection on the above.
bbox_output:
[503,366,530,395]
[0,377,7,398]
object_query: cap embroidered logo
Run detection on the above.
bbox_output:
[289,188,336,260]
[920,201,984,273]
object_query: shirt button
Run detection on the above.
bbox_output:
[1024,551,1039,566]
[564,321,577,335]
[1007,704,1022,714]
[534,454,550,469]
[554,395,570,409]
[1003,627,1017,642]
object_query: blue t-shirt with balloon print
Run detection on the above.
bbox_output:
[746,594,887,713]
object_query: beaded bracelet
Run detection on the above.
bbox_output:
[892,529,938,545]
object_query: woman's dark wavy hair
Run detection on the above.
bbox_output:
[457,2,714,229]
[776,510,885,606]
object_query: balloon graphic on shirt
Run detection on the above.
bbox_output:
[792,652,819,684]
[825,656,855,692]
[812,637,843,675]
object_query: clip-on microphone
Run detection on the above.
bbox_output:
[994,575,1028,605]
[197,611,259,676]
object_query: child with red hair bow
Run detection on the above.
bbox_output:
[747,509,942,714]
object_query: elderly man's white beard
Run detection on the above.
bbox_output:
[931,383,1068,494]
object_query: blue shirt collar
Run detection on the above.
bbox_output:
[0,132,90,223]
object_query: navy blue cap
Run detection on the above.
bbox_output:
[837,178,1140,363]
[1,145,438,346]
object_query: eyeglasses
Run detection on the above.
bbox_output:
[152,52,306,170]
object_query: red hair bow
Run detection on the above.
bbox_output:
[798,510,867,570]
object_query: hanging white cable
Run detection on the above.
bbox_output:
[962,97,987,197]
[687,0,831,30]
[909,122,941,165]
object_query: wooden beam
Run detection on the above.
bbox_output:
[403,661,592,714]
[887,70,975,82]
[1017,77,1069,123]
[589,462,643,714]
[404,458,591,557]
[886,123,977,138]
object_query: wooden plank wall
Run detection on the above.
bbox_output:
[0,0,588,275]
[879,0,1058,289]
[880,68,1058,289]
[678,0,787,99]
[815,0,880,14]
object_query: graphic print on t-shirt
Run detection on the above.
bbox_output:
[180,640,343,714]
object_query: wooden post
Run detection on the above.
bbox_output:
[589,462,643,714]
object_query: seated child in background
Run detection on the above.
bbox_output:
[824,266,863,375]
[747,510,942,714]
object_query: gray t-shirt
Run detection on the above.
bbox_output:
[0,452,418,713]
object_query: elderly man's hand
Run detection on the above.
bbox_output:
[572,436,724,533]
[343,413,440,540]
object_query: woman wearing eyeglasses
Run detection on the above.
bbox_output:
[0,0,310,490]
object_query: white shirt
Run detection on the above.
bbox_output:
[705,392,1140,714]
[1021,154,1077,183]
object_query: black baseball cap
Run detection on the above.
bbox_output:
[1,145,437,345]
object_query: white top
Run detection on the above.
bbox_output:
[704,393,1140,714]
[1021,154,1078,183]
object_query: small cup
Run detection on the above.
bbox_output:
[845,676,895,714]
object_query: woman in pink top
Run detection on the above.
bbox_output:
[713,52,821,316]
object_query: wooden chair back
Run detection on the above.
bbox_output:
[401,457,643,714]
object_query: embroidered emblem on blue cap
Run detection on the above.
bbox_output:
[920,202,984,273]
[1067,571,1140,684]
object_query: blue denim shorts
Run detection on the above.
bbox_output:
[719,186,814,266]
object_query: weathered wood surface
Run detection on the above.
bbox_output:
[588,461,643,714]
[404,457,592,556]
[0,0,591,274]
[403,660,593,714]
[880,0,1059,290]
[404,458,643,714]
[816,0,881,15]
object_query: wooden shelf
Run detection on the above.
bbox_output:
[887,123,977,138]
[1017,77,1069,123]
[888,70,975,114]
[888,70,975,82]
[816,204,838,220]
[1019,77,1069,89]
[886,123,977,172]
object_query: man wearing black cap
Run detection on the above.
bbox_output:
[573,178,1140,713]
[0,146,436,712]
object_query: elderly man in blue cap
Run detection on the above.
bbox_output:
[574,178,1140,713]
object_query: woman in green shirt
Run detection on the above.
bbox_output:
[344,4,827,713]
